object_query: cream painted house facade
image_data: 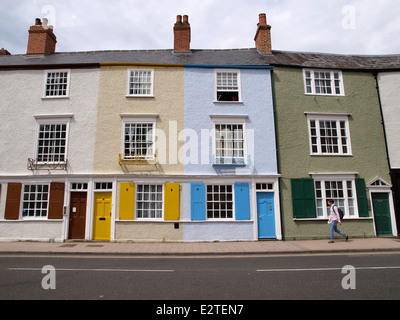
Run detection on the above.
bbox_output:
[95,64,185,242]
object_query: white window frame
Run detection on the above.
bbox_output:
[214,69,242,102]
[256,183,274,191]
[70,182,88,192]
[120,115,157,162]
[43,69,71,98]
[206,183,235,220]
[303,69,344,96]
[94,182,113,191]
[313,175,359,219]
[306,113,352,156]
[135,184,164,220]
[127,69,154,97]
[34,117,71,164]
[211,116,248,165]
[21,183,50,220]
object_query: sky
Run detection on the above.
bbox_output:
[1,0,399,56]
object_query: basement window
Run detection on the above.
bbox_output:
[215,70,241,102]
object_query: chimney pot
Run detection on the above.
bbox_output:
[183,15,189,23]
[259,13,267,25]
[176,15,182,23]
[35,18,42,26]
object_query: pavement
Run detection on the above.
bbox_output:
[0,237,400,256]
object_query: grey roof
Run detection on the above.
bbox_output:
[0,48,399,71]
[0,48,268,68]
[270,50,400,71]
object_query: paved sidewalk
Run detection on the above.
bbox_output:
[0,237,399,256]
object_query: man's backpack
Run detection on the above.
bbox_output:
[335,206,344,220]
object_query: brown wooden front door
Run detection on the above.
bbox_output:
[68,192,87,240]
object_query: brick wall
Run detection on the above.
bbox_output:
[254,13,272,54]
[174,15,191,52]
[27,18,57,55]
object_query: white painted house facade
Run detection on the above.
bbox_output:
[0,19,101,241]
[378,71,400,235]
[0,67,101,241]
[0,64,101,241]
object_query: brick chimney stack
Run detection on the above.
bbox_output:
[174,15,191,52]
[27,18,57,55]
[0,48,11,55]
[254,13,272,54]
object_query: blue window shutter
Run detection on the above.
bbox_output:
[235,183,250,220]
[191,183,206,221]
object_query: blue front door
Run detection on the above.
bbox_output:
[257,193,276,239]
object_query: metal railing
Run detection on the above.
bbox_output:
[27,158,68,171]
[212,154,250,166]
[119,154,157,166]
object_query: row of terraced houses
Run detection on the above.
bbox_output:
[0,14,399,242]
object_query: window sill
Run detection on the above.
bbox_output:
[126,95,155,98]
[310,154,353,157]
[42,96,70,100]
[293,217,373,221]
[304,93,345,97]
[213,101,244,104]
[11,218,63,222]
[212,164,247,167]
[117,220,180,223]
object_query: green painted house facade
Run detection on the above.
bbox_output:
[271,52,398,240]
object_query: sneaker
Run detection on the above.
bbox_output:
[345,235,349,242]
[328,241,335,243]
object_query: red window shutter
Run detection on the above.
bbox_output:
[5,183,22,220]
[48,182,65,220]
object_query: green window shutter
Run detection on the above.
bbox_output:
[291,179,317,219]
[356,178,369,217]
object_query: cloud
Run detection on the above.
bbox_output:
[268,0,400,54]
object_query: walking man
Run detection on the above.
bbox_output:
[328,199,349,243]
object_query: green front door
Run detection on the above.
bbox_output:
[372,193,392,236]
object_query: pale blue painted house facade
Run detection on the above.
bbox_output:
[181,62,282,241]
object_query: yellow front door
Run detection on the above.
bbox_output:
[93,192,112,241]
